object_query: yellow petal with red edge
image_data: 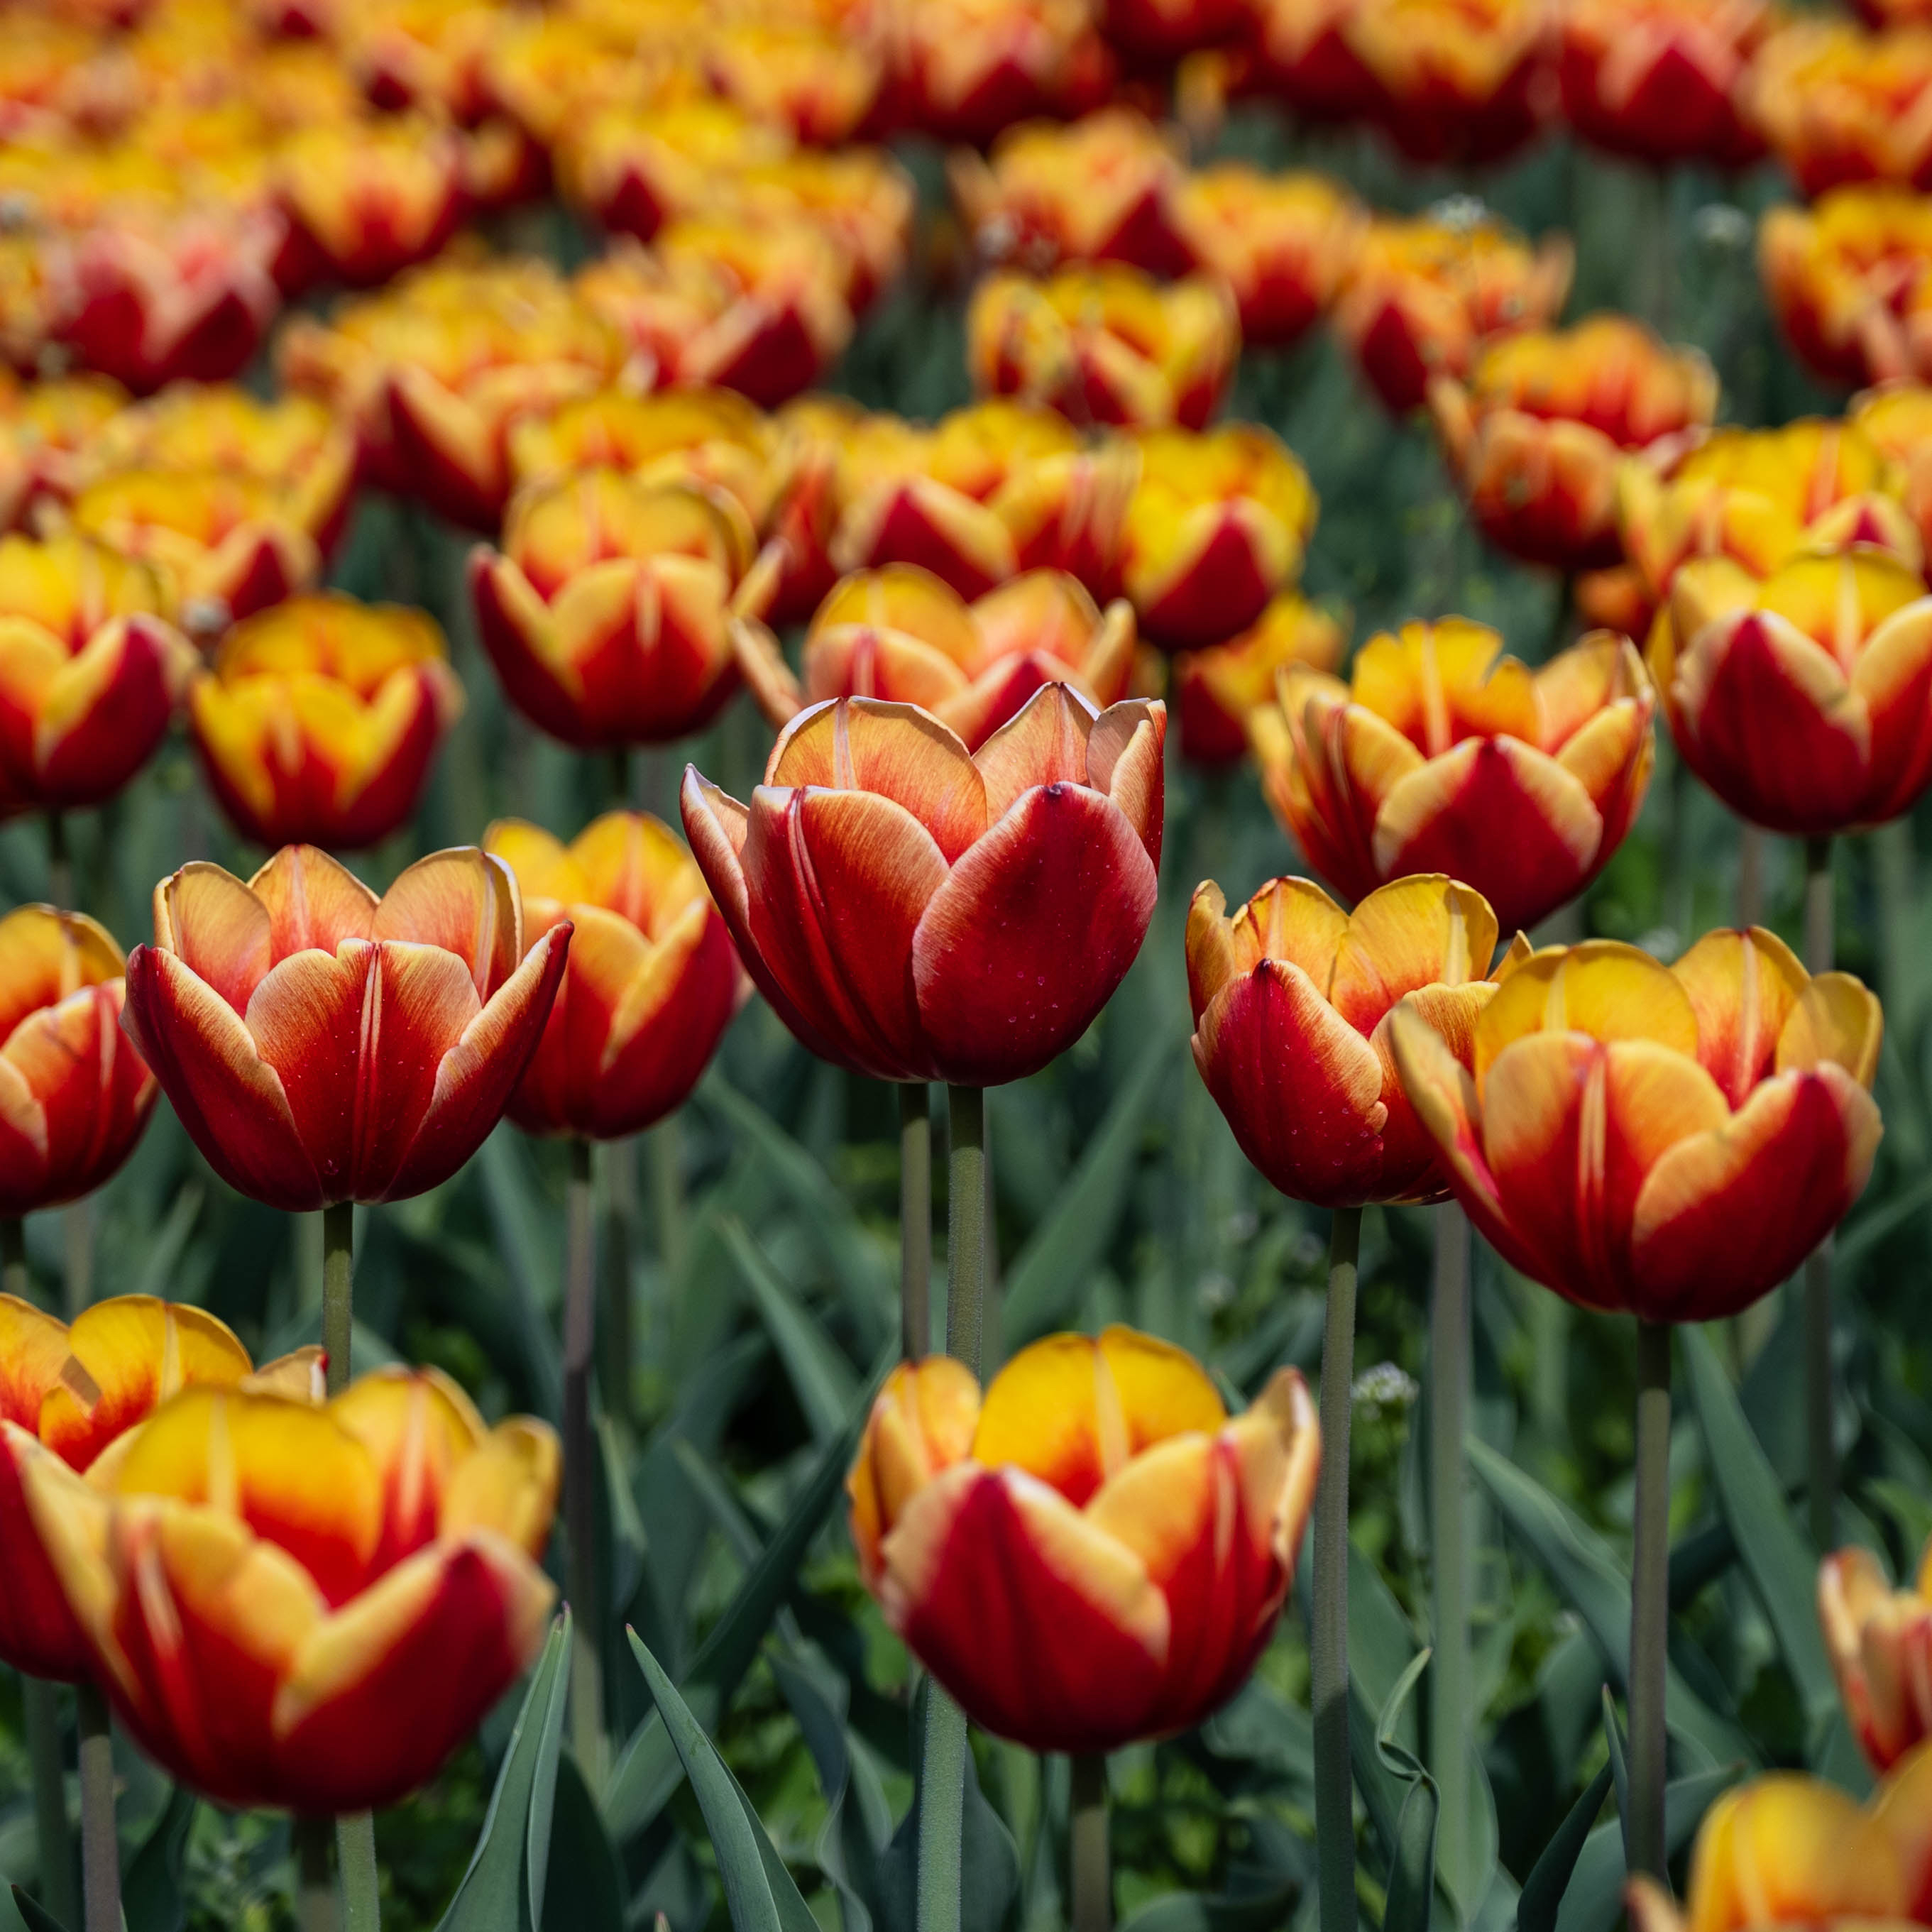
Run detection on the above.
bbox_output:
[373,849,521,1001]
[439,1418,560,1561]
[1473,942,1699,1092]
[1670,927,1808,1108]
[0,907,125,1047]
[1328,875,1497,1036]
[1777,972,1884,1087]
[1083,698,1165,860]
[1185,881,1239,1020]
[1224,875,1349,983]
[1372,981,1498,1197]
[847,1356,981,1581]
[39,1297,253,1473]
[483,818,581,910]
[0,1292,70,1434]
[246,845,378,962]
[567,811,704,935]
[106,1389,382,1607]
[329,1366,485,1566]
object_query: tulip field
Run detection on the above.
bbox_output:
[9,0,1932,1928]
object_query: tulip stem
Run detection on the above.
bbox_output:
[64,1200,92,1319]
[1804,835,1836,1554]
[295,1818,334,1932]
[1070,1755,1110,1932]
[900,1084,932,1357]
[564,1138,605,1792]
[649,1114,686,1283]
[335,1814,379,1932]
[600,1137,636,1426]
[916,1087,990,1932]
[1314,1206,1362,1932]
[1628,1321,1672,1881]
[321,1203,353,1398]
[47,810,70,911]
[1428,1204,1472,1914]
[1,1215,26,1300]
[75,1681,116,1932]
[23,1678,75,1932]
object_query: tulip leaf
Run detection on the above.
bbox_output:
[1374,1648,1439,1932]
[8,1892,66,1932]
[1516,1760,1615,1932]
[1679,1325,1837,1726]
[627,1628,821,1932]
[1551,1764,1740,1932]
[1599,1689,1631,1867]
[1001,1036,1176,1349]
[124,1784,197,1932]
[437,1610,571,1932]
[719,1215,862,1442]
[1466,1438,1753,1773]
[539,1756,625,1932]
[1115,1885,1301,1932]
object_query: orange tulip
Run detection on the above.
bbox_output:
[1253,620,1654,931]
[967,265,1240,432]
[483,811,741,1138]
[1121,424,1318,649]
[0,1296,263,1681]
[847,1329,1318,1752]
[1747,21,1932,197]
[1760,187,1932,390]
[1650,549,1932,836]
[1335,212,1574,415]
[122,845,570,1212]
[471,468,767,750]
[882,0,1116,146]
[1173,593,1346,764]
[1557,0,1767,165]
[1429,315,1718,571]
[738,564,1137,750]
[1350,0,1557,163]
[0,375,127,533]
[1173,166,1366,347]
[0,534,194,815]
[22,1368,558,1811]
[1818,1542,1932,1772]
[705,20,884,146]
[682,686,1163,1085]
[1391,930,1882,1320]
[1190,874,1511,1208]
[1854,381,1932,560]
[187,593,464,851]
[0,907,156,1220]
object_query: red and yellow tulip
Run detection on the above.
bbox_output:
[0,375,128,533]
[1853,381,1932,560]
[705,19,884,146]
[1189,874,1512,1208]
[122,845,570,1212]
[847,1328,1318,1752]
[682,686,1163,1085]
[1172,593,1347,766]
[1747,21,1932,197]
[21,1367,558,1812]
[882,0,1115,146]
[483,811,742,1139]
[1818,1541,1932,1772]
[1390,930,1882,1320]
[1253,620,1654,931]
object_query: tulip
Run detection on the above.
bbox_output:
[1558,0,1767,165]
[883,0,1116,146]
[0,1295,259,1681]
[847,1328,1319,1752]
[1760,187,1932,390]
[1120,424,1319,650]
[21,1368,559,1812]
[1853,381,1932,560]
[1429,315,1718,572]
[1102,0,1248,56]
[187,592,464,851]
[1173,166,1366,347]
[1748,21,1932,197]
[1253,620,1655,931]
[483,811,741,1139]
[948,109,1195,278]
[1189,873,1515,1208]
[705,20,884,146]
[1173,593,1346,765]
[346,0,500,121]
[471,468,769,750]
[1390,927,1882,1319]
[0,534,195,816]
[1818,1542,1932,1771]
[1335,212,1574,415]
[0,375,128,533]
[682,686,1163,1086]
[1350,0,1558,165]
[1649,548,1932,836]
[967,265,1240,432]
[739,564,1138,750]
[121,844,570,1212]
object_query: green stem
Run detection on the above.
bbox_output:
[1314,1207,1362,1932]
[600,1137,636,1427]
[609,746,633,809]
[2,1216,27,1300]
[76,1681,116,1932]
[336,1814,379,1932]
[1628,1321,1672,1881]
[1428,1205,1471,1909]
[1546,574,1574,659]
[916,1087,989,1932]
[1804,835,1835,1554]
[23,1677,75,1932]
[564,1138,605,1791]
[1070,1755,1110,1932]
[1735,823,1764,930]
[899,1085,932,1359]
[47,811,71,912]
[321,1203,354,1398]
[64,1200,92,1320]
[649,1114,686,1283]
[295,1818,335,1932]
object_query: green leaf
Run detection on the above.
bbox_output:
[1001,1036,1175,1349]
[1516,1761,1614,1932]
[1467,1438,1752,1773]
[124,1785,197,1932]
[1116,1887,1300,1932]
[1680,1326,1836,1727]
[1375,1649,1439,1932]
[1552,1766,1740,1932]
[8,1891,66,1932]
[719,1214,862,1441]
[540,1756,625,1932]
[627,1628,822,1932]
[1600,1690,1630,1868]
[437,1612,571,1932]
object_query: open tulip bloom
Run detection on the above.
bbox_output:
[847,1327,1319,1754]
[681,684,1163,1087]
[1822,1540,1932,1772]
[21,1366,559,1813]
[122,845,570,1212]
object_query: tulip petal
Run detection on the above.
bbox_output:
[329,1366,485,1569]
[1084,698,1166,866]
[246,845,378,962]
[0,1420,93,1679]
[374,850,522,1001]
[1777,973,1884,1087]
[972,684,1097,821]
[1185,882,1240,1021]
[0,1293,70,1433]
[1474,941,1699,1091]
[1671,927,1808,1107]
[1327,875,1498,1036]
[849,1357,982,1583]
[438,1419,561,1562]
[912,784,1158,1086]
[153,865,274,1015]
[243,941,375,1197]
[1853,598,1932,820]
[1370,982,1497,1200]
